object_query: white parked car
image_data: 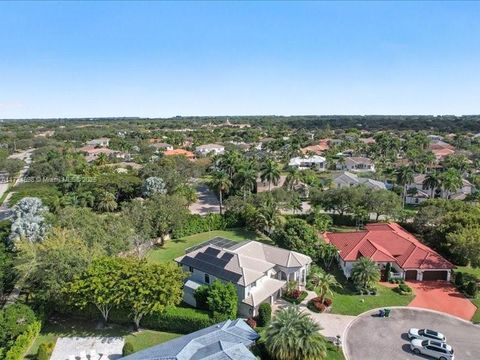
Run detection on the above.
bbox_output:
[408,328,446,342]
[410,339,454,360]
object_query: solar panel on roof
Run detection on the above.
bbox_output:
[181,256,242,283]
[196,252,229,268]
[221,253,234,261]
[205,247,221,256]
[185,237,239,254]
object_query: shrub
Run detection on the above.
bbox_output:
[5,321,41,360]
[282,290,308,304]
[465,281,478,298]
[258,303,272,327]
[323,298,333,307]
[455,272,464,287]
[246,317,257,329]
[142,306,213,334]
[122,342,135,356]
[37,341,55,360]
[290,289,301,299]
[395,283,412,295]
[308,298,327,313]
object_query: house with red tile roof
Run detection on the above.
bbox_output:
[323,223,454,282]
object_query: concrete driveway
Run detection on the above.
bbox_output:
[345,307,480,360]
[408,281,477,321]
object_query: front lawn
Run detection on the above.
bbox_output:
[147,229,259,263]
[26,317,181,358]
[326,341,345,360]
[328,269,414,316]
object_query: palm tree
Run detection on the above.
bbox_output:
[96,191,118,212]
[266,306,327,360]
[234,161,257,199]
[285,167,302,191]
[217,150,241,178]
[309,270,341,301]
[208,170,232,215]
[395,166,414,207]
[423,172,441,198]
[440,168,463,199]
[254,199,281,234]
[351,257,381,292]
[260,159,281,191]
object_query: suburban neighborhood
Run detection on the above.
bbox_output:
[1,2,480,360]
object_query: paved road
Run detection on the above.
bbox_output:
[345,307,480,360]
[189,184,220,215]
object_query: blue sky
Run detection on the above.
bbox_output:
[0,1,479,118]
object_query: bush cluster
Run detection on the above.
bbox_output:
[282,290,308,305]
[307,296,332,313]
[395,283,412,295]
[5,321,41,360]
[454,272,478,297]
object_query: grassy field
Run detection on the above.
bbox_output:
[328,269,414,316]
[147,228,259,263]
[25,317,180,358]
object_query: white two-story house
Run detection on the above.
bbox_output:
[175,238,312,317]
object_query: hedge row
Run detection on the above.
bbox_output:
[55,303,213,335]
[172,214,232,238]
[5,321,41,360]
[142,306,214,334]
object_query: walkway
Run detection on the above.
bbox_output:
[407,281,477,321]
[273,291,355,341]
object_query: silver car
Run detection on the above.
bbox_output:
[410,339,454,360]
[408,328,446,342]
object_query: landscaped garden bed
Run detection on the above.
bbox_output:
[282,289,308,304]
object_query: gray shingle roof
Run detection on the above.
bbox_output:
[120,319,259,360]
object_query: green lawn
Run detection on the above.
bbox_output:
[125,330,182,352]
[327,269,414,316]
[147,229,260,263]
[326,341,345,360]
[26,317,181,358]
